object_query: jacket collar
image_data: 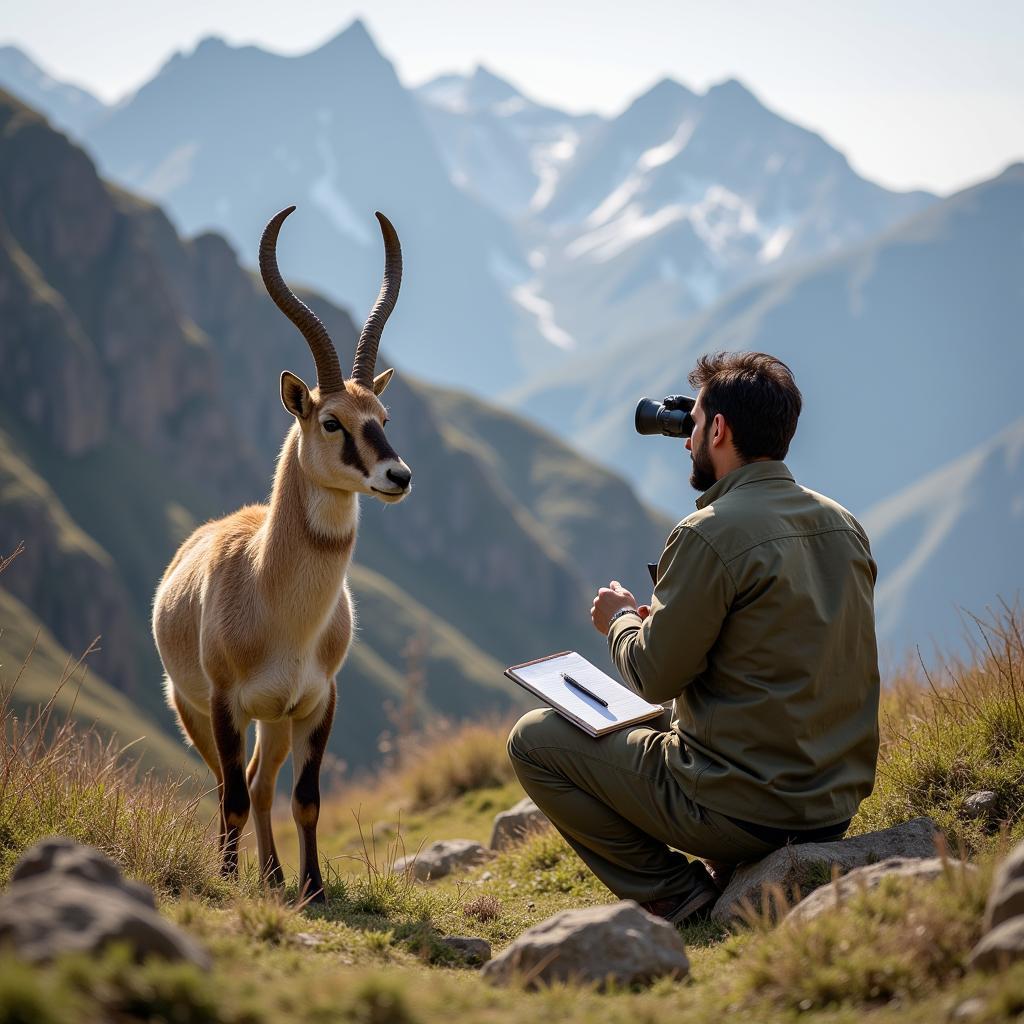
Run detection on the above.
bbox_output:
[695,460,794,510]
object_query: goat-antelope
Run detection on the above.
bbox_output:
[153,207,410,900]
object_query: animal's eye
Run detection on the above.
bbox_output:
[323,420,342,433]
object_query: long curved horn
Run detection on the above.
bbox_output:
[259,206,345,394]
[352,212,402,388]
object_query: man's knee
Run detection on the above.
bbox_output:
[507,707,564,765]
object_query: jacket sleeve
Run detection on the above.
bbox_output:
[607,524,735,703]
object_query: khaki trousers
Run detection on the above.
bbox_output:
[507,707,780,903]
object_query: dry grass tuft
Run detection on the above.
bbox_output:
[853,601,1024,854]
[0,545,221,896]
[395,718,518,810]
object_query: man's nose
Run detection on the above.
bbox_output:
[685,437,692,451]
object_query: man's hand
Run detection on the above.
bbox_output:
[591,580,640,636]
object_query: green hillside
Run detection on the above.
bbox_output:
[0,583,194,776]
[0,87,666,774]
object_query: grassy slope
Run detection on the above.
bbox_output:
[0,606,1023,1021]
[0,585,194,776]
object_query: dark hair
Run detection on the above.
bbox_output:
[688,351,802,461]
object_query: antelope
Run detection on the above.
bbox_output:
[152,206,411,901]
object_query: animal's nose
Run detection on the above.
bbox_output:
[387,466,412,489]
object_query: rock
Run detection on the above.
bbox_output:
[0,838,210,968]
[441,935,492,964]
[982,836,1024,932]
[951,996,988,1021]
[10,837,154,908]
[963,791,999,822]
[394,840,494,881]
[711,817,940,924]
[489,798,549,851]
[786,857,975,926]
[481,900,689,990]
[969,917,1024,972]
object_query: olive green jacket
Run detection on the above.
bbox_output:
[608,460,880,828]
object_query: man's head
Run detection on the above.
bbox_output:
[685,351,802,492]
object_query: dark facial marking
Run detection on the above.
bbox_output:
[361,420,399,462]
[340,428,368,476]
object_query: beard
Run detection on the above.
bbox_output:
[689,433,717,493]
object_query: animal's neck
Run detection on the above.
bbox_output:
[258,426,358,598]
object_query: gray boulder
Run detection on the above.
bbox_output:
[481,900,689,989]
[394,839,493,881]
[969,917,1024,972]
[712,817,940,924]
[489,798,549,851]
[10,836,155,907]
[786,856,975,926]
[441,935,492,964]
[981,836,1024,932]
[0,838,209,967]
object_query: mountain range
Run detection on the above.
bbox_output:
[0,25,935,395]
[0,24,1018,677]
[0,86,670,774]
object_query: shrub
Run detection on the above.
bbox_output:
[398,720,516,810]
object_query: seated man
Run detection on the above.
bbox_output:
[507,351,880,925]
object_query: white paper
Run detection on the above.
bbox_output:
[507,651,664,735]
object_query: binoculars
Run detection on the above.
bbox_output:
[634,395,696,438]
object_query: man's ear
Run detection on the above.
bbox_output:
[372,368,395,396]
[710,412,728,447]
[281,371,312,419]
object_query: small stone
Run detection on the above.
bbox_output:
[969,917,1024,972]
[481,901,688,990]
[293,932,324,948]
[951,996,988,1020]
[963,791,999,821]
[393,840,494,881]
[786,857,975,926]
[489,798,549,851]
[526,900,535,910]
[712,817,940,924]
[480,871,494,882]
[441,935,491,964]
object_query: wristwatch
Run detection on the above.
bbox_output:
[607,606,640,629]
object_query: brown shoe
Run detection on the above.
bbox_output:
[640,884,718,927]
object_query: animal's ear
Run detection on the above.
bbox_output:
[281,371,312,419]
[372,368,395,396]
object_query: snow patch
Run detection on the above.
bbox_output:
[512,281,576,350]
[637,120,695,171]
[759,225,793,263]
[566,203,689,263]
[309,135,374,246]
[494,96,527,116]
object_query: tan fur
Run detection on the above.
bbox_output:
[153,374,410,888]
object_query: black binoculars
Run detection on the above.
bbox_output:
[635,395,696,438]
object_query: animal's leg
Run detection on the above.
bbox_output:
[290,682,336,904]
[167,679,221,782]
[211,692,250,878]
[168,680,228,842]
[246,720,291,887]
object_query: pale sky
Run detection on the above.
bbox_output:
[4,0,1023,195]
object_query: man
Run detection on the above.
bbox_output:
[507,351,880,926]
